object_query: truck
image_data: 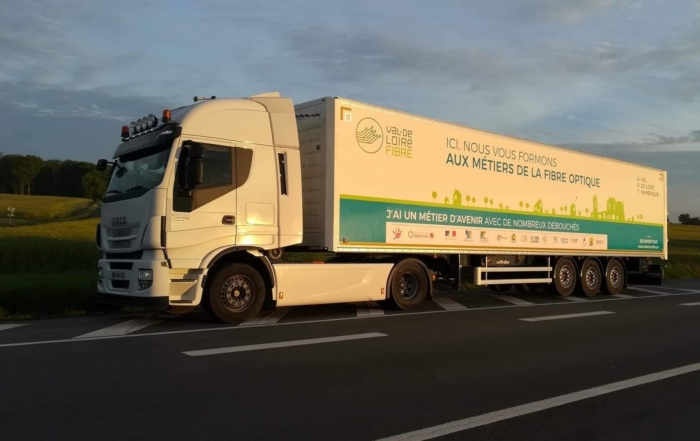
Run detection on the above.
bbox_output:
[95,92,668,323]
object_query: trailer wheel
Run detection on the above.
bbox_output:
[552,257,577,297]
[579,259,602,297]
[389,260,429,310]
[206,263,266,323]
[603,259,625,295]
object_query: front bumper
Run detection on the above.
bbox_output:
[97,255,170,308]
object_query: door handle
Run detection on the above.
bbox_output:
[222,215,235,225]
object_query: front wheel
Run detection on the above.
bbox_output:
[205,263,266,323]
[389,260,429,310]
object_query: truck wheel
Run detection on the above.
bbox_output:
[389,260,429,310]
[579,259,602,297]
[206,263,266,323]
[603,259,625,295]
[552,257,577,297]
[266,248,284,263]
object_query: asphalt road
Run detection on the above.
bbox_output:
[1,281,700,440]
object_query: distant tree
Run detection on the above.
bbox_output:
[465,194,470,205]
[679,214,691,224]
[519,201,524,209]
[489,199,493,208]
[484,197,488,206]
[82,170,109,201]
[432,191,437,202]
[526,203,530,210]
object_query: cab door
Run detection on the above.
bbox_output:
[166,138,238,269]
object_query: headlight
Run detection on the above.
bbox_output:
[98,268,104,279]
[138,269,153,281]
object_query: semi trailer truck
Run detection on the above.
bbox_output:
[95,92,668,323]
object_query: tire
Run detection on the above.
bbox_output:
[579,259,602,297]
[266,248,284,263]
[552,257,577,297]
[205,263,266,323]
[389,260,429,310]
[603,259,625,295]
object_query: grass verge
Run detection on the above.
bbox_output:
[0,271,138,320]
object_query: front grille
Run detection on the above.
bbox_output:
[109,262,133,270]
[106,251,144,260]
[111,240,132,249]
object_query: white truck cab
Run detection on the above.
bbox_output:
[96,93,418,322]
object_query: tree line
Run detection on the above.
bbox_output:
[678,214,700,226]
[0,152,109,201]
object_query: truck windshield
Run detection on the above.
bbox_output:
[105,141,172,201]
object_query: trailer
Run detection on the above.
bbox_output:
[95,92,667,323]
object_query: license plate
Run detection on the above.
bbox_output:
[112,271,126,280]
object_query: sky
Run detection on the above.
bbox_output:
[0,0,699,219]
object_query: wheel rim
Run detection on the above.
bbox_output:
[399,272,419,300]
[585,267,599,289]
[221,275,255,312]
[559,265,574,289]
[610,267,622,289]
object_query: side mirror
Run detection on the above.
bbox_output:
[183,142,204,190]
[96,159,109,171]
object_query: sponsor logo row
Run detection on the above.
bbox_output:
[389,224,607,249]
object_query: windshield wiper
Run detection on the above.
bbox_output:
[106,189,123,195]
[124,185,149,193]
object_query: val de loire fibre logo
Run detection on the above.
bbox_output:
[356,118,383,154]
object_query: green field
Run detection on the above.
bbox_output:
[0,217,698,319]
[0,194,97,224]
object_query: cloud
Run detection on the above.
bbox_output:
[0,82,176,161]
[563,129,700,153]
[466,0,629,24]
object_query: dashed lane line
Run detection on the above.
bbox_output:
[628,287,673,296]
[183,332,388,357]
[679,302,700,306]
[432,297,468,311]
[0,324,28,332]
[490,294,535,306]
[73,319,161,339]
[519,311,615,322]
[240,307,293,326]
[357,302,385,317]
[561,296,589,302]
[611,294,636,299]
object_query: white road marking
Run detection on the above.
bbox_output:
[628,287,673,296]
[679,302,700,306]
[357,302,385,317]
[520,311,614,322]
[611,294,635,299]
[432,297,468,311]
[560,296,589,302]
[73,319,161,339]
[1,289,698,349]
[183,332,387,357]
[0,324,28,332]
[240,308,292,326]
[375,360,700,441]
[490,294,534,306]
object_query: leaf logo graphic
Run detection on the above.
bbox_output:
[355,117,383,153]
